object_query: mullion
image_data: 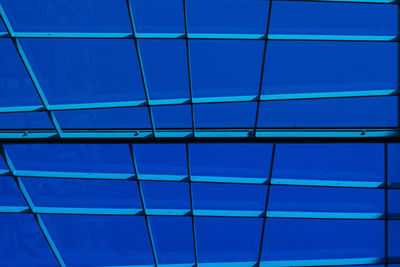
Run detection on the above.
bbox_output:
[385,143,389,266]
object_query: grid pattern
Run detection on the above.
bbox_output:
[1,142,400,266]
[0,0,398,139]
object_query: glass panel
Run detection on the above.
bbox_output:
[20,38,145,105]
[141,181,190,210]
[152,105,192,130]
[261,219,384,261]
[190,40,264,98]
[272,143,384,182]
[149,216,195,264]
[41,215,154,266]
[195,217,263,264]
[0,112,53,129]
[1,0,132,33]
[0,18,5,31]
[139,39,189,100]
[388,143,400,186]
[388,190,400,216]
[262,41,397,95]
[0,214,58,266]
[388,220,400,259]
[257,96,397,128]
[269,1,397,36]
[186,0,270,35]
[0,177,26,207]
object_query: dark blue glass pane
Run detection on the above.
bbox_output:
[388,190,400,215]
[258,96,397,128]
[195,102,257,128]
[55,107,150,129]
[273,143,384,182]
[388,143,400,186]
[152,105,192,129]
[0,112,53,129]
[1,0,132,32]
[190,40,264,98]
[130,0,185,34]
[6,144,134,174]
[268,185,384,213]
[186,0,270,35]
[190,143,273,179]
[42,215,154,266]
[0,214,58,266]
[196,217,263,263]
[262,219,384,261]
[0,39,42,107]
[269,2,397,36]
[193,183,267,211]
[0,177,26,207]
[22,178,142,209]
[141,181,190,210]
[133,144,187,176]
[139,39,189,100]
[262,41,397,95]
[21,39,145,105]
[388,220,400,259]
[149,216,195,264]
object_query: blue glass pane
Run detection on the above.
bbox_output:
[55,107,150,129]
[262,41,397,95]
[141,181,190,210]
[152,105,192,129]
[22,178,142,209]
[41,215,154,266]
[388,143,400,186]
[261,219,384,261]
[0,177,26,207]
[269,2,397,36]
[0,155,7,170]
[0,18,5,31]
[268,185,384,213]
[0,214,58,266]
[190,40,264,98]
[139,39,189,100]
[195,102,257,128]
[273,144,384,182]
[21,39,145,105]
[196,217,263,263]
[388,190,400,216]
[133,144,187,176]
[0,39,42,107]
[1,0,132,33]
[130,0,185,34]
[193,183,267,211]
[149,216,195,264]
[388,220,400,259]
[190,143,273,180]
[258,96,397,128]
[0,112,53,129]
[186,0,270,35]
[6,144,134,174]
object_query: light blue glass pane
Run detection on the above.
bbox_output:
[152,105,192,129]
[0,39,42,107]
[190,143,273,179]
[190,40,264,98]
[196,217,263,263]
[389,220,400,259]
[186,0,270,34]
[257,96,397,128]
[41,215,154,266]
[268,185,384,213]
[21,39,145,105]
[193,183,267,211]
[0,112,53,129]
[22,178,142,209]
[1,0,132,33]
[273,144,384,182]
[130,0,185,34]
[141,181,190,210]
[388,143,400,185]
[262,219,384,261]
[139,39,189,100]
[195,102,257,128]
[133,144,187,176]
[0,177,26,207]
[55,107,151,129]
[0,214,58,266]
[262,41,397,95]
[6,144,134,173]
[388,190,400,215]
[149,216,195,264]
[269,2,397,36]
